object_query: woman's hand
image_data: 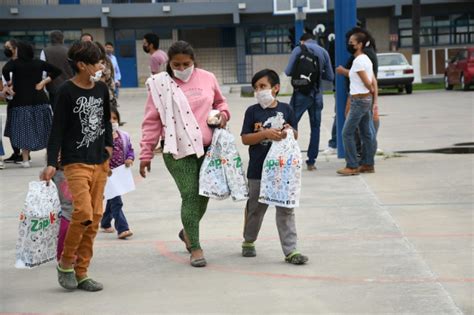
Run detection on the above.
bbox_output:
[2,85,15,98]
[35,77,51,91]
[35,81,45,91]
[140,161,151,178]
[336,66,349,77]
[125,159,133,167]
[218,112,227,129]
[40,166,56,184]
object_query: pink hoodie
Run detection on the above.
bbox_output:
[140,68,230,161]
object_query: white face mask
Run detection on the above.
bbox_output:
[173,65,194,82]
[255,89,275,109]
[89,69,103,83]
[112,122,119,132]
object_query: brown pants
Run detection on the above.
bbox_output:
[62,161,109,278]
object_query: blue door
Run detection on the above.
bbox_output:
[58,0,79,3]
[115,40,138,87]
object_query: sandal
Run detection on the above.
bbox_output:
[285,252,309,265]
[77,277,103,292]
[178,229,191,253]
[57,265,77,290]
[118,230,133,239]
[102,227,115,233]
[190,257,207,268]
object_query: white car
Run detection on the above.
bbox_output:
[377,53,414,94]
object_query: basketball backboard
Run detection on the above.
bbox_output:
[273,0,327,15]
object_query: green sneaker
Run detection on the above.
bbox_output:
[242,242,256,257]
[77,277,104,292]
[285,252,308,265]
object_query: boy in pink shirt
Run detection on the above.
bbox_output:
[150,50,168,75]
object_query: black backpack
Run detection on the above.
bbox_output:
[291,45,321,95]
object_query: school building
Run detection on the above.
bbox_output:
[1,0,473,87]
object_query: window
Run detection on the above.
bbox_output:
[378,54,409,67]
[245,25,292,55]
[458,50,468,61]
[398,14,474,47]
[0,30,80,61]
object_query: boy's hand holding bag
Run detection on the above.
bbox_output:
[259,128,302,208]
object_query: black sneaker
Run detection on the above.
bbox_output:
[4,153,21,163]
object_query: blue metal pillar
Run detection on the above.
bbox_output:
[334,0,357,158]
[235,27,247,83]
[294,7,305,47]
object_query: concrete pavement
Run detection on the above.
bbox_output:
[0,88,472,314]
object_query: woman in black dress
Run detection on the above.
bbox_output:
[1,41,61,167]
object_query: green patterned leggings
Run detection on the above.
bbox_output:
[163,153,209,250]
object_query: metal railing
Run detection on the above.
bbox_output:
[3,0,238,4]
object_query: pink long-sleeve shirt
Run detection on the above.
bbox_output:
[140,68,230,161]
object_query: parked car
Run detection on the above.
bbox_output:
[444,47,474,91]
[377,53,414,94]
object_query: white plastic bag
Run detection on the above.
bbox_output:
[199,129,230,199]
[259,129,302,208]
[15,181,61,269]
[219,129,249,201]
[199,128,249,201]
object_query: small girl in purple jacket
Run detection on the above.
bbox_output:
[101,107,134,239]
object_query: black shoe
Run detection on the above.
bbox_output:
[4,153,21,163]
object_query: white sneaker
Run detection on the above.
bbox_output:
[322,147,337,155]
[0,159,5,169]
[21,161,31,168]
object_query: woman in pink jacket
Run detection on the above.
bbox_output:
[139,41,230,267]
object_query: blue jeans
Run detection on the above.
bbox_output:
[342,97,375,169]
[290,90,324,165]
[101,196,130,234]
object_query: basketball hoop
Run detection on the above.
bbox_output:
[273,0,327,16]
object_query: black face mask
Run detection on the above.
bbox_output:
[142,45,150,53]
[346,44,357,55]
[4,48,13,58]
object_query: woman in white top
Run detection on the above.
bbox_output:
[337,32,377,176]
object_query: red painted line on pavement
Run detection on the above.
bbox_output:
[154,241,474,284]
[95,232,473,248]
